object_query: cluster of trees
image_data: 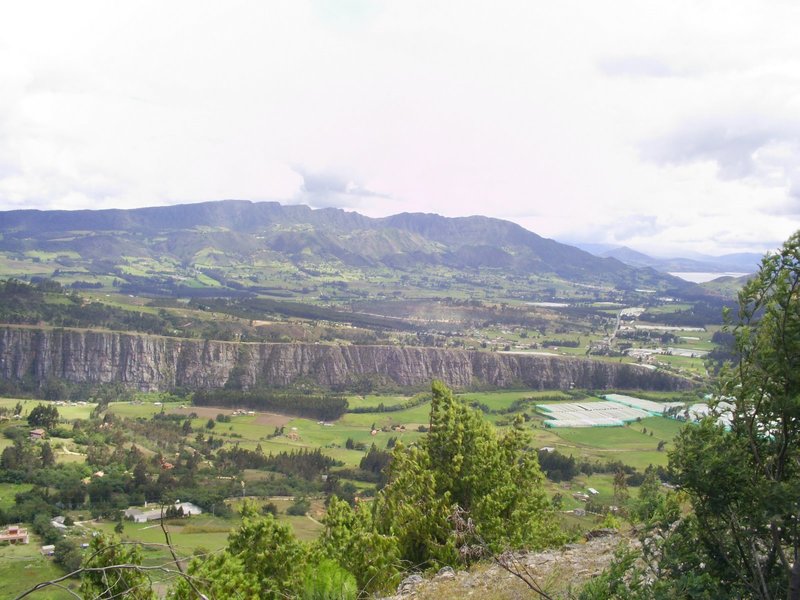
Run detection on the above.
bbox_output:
[347,391,431,414]
[335,443,395,486]
[0,409,246,527]
[193,389,348,421]
[0,438,56,477]
[0,277,186,335]
[215,445,342,479]
[537,448,644,483]
[27,403,60,429]
[541,338,581,348]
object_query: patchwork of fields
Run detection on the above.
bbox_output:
[0,386,700,598]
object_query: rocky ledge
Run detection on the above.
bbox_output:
[0,326,694,392]
[383,532,636,599]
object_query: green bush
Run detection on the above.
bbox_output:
[302,559,357,600]
[287,497,310,516]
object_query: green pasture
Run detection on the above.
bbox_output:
[0,482,34,510]
[225,496,325,540]
[643,303,693,315]
[55,403,97,421]
[91,515,235,561]
[0,398,41,414]
[547,473,618,511]
[0,254,56,276]
[0,398,95,422]
[266,417,421,466]
[345,394,416,410]
[457,390,572,412]
[543,417,683,469]
[339,402,432,428]
[106,401,184,419]
[24,250,82,261]
[0,534,78,600]
[553,422,674,450]
[656,353,708,375]
[196,415,279,441]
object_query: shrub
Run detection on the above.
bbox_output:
[287,498,310,516]
[301,559,357,600]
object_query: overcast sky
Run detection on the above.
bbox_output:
[1,1,798,256]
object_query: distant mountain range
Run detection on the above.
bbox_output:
[0,200,697,296]
[572,243,762,275]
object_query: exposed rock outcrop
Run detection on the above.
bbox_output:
[381,533,638,599]
[0,326,694,392]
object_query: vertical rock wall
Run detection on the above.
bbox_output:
[0,327,694,392]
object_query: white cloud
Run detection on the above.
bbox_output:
[0,0,798,255]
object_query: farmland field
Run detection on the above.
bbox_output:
[0,398,96,421]
[0,535,78,600]
[0,384,700,595]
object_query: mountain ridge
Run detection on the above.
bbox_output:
[0,200,694,295]
[573,242,761,274]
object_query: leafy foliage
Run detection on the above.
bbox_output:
[588,231,800,599]
[374,380,563,568]
[27,403,59,429]
[80,533,156,600]
[301,558,357,600]
[668,232,800,599]
[171,502,308,600]
[317,496,401,593]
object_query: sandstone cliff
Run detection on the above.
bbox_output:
[0,327,693,392]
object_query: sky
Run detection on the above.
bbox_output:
[1,1,798,257]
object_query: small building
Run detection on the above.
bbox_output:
[29,428,46,441]
[125,502,203,523]
[0,525,29,544]
[41,545,55,556]
[587,487,599,496]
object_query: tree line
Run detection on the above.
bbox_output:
[192,388,348,420]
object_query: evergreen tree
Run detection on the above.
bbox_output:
[40,442,55,468]
[317,496,400,593]
[374,380,563,568]
[170,501,307,600]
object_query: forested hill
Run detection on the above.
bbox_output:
[0,200,695,294]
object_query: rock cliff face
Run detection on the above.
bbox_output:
[0,327,693,392]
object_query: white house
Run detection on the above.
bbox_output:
[124,502,203,523]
